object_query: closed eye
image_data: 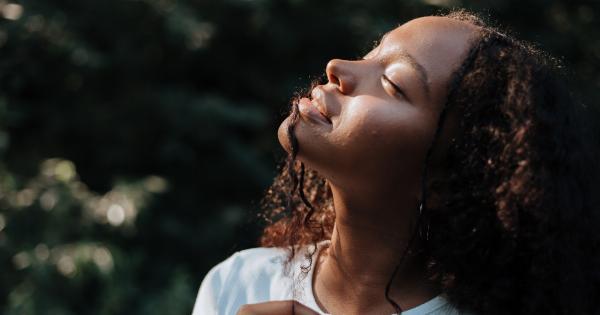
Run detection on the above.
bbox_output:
[381,74,405,98]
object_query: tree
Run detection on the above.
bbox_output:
[0,0,598,313]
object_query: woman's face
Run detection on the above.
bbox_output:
[278,16,478,196]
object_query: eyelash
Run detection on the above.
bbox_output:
[381,74,404,97]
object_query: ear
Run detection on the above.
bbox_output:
[428,105,461,170]
[423,103,460,211]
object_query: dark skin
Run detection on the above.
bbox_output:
[238,16,479,315]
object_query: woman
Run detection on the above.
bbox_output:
[193,10,599,315]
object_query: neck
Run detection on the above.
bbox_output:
[312,182,440,315]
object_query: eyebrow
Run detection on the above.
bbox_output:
[366,32,431,98]
[385,50,430,97]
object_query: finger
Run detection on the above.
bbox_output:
[236,300,321,315]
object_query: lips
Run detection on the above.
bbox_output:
[298,97,331,124]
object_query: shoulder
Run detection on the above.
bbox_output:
[192,246,293,315]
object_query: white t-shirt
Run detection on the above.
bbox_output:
[193,241,465,315]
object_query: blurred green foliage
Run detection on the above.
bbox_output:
[0,0,598,314]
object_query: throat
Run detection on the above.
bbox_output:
[309,176,441,314]
[311,232,440,315]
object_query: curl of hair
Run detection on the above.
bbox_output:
[259,10,600,314]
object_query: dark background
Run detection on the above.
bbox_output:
[0,0,598,314]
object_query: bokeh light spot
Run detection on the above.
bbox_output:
[1,3,23,20]
[107,204,126,226]
[13,252,30,270]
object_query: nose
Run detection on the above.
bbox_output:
[325,59,357,94]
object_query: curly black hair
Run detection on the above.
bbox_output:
[259,10,600,315]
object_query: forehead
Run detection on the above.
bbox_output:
[378,16,479,102]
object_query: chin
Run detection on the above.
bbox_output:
[277,116,293,154]
[277,114,337,178]
[276,117,326,178]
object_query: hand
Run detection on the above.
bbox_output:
[236,300,321,315]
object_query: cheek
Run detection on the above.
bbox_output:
[332,101,435,180]
[276,95,439,190]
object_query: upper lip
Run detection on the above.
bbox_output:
[310,87,331,122]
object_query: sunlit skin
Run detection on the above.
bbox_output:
[238,16,480,315]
